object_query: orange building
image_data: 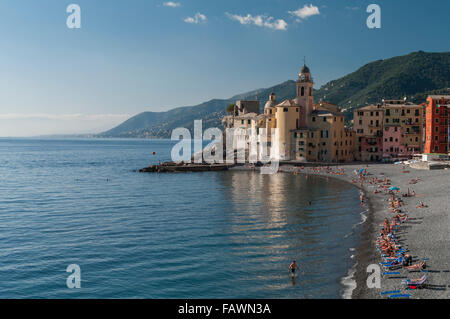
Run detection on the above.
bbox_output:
[424,95,450,154]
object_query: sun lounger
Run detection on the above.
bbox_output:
[402,272,428,288]
[389,294,411,299]
[380,290,400,296]
[383,271,400,276]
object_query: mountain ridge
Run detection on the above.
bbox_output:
[99,51,450,138]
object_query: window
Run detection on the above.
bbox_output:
[323,117,326,122]
[247,120,251,124]
[312,117,316,122]
[283,108,288,112]
[301,87,305,96]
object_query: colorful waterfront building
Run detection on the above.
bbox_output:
[424,95,450,154]
[353,104,383,161]
[382,125,409,159]
[353,99,425,162]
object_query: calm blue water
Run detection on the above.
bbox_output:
[0,138,363,298]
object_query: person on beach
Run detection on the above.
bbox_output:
[417,201,428,208]
[289,261,299,278]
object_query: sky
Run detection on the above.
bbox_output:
[0,0,449,136]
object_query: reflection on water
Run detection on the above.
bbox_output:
[0,139,363,299]
[214,171,363,298]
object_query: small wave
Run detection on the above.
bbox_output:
[341,207,369,298]
[341,262,357,299]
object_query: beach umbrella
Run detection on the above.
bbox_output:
[359,168,364,173]
[390,187,400,191]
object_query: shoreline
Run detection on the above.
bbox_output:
[278,163,450,299]
[233,164,372,299]
[276,165,373,299]
[234,162,450,299]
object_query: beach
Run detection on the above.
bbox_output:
[277,163,450,299]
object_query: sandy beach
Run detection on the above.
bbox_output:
[274,163,450,299]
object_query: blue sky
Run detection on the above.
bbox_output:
[0,0,449,136]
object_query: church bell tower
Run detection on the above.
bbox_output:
[296,61,314,127]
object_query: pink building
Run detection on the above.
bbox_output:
[359,136,382,161]
[382,125,412,160]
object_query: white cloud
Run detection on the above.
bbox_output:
[226,13,288,31]
[163,2,181,8]
[183,12,207,24]
[288,4,320,20]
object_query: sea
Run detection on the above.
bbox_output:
[0,138,365,298]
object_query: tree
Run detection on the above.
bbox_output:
[226,103,235,114]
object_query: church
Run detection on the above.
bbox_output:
[223,63,355,163]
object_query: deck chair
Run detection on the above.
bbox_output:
[402,272,428,289]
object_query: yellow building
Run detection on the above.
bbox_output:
[223,63,355,163]
[382,100,424,155]
[292,102,354,162]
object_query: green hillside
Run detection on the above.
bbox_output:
[315,51,450,115]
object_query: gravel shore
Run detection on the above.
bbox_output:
[277,163,450,299]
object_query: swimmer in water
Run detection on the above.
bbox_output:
[289,260,299,278]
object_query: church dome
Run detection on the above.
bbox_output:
[264,93,277,109]
[300,64,310,74]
